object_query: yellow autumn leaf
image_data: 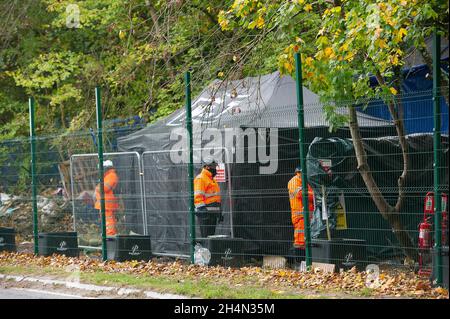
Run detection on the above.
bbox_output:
[391,54,399,65]
[231,0,240,10]
[344,52,354,61]
[304,4,313,12]
[390,87,398,95]
[324,47,334,58]
[286,62,294,73]
[376,39,388,49]
[339,42,349,52]
[386,18,395,27]
[435,287,448,295]
[256,15,265,29]
[398,27,407,40]
[305,57,314,66]
[219,17,229,30]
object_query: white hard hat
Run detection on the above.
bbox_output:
[103,160,113,168]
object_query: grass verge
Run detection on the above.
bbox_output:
[0,265,317,299]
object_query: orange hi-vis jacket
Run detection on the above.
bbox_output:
[95,168,119,236]
[288,174,315,248]
[194,168,221,209]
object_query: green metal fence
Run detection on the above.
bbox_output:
[0,48,448,290]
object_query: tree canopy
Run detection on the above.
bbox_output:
[0,0,448,140]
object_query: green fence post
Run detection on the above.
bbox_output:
[294,52,312,268]
[185,71,196,264]
[432,29,443,286]
[95,86,108,261]
[29,97,39,255]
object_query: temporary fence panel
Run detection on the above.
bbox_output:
[141,147,233,257]
[70,152,145,249]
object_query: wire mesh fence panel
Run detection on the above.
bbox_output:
[33,132,97,256]
[0,84,448,282]
[0,138,32,252]
[70,152,146,252]
[141,147,233,258]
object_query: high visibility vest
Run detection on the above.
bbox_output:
[95,168,119,211]
[288,174,315,215]
[194,168,221,209]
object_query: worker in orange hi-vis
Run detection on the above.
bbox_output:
[288,166,315,259]
[194,158,223,238]
[95,160,119,236]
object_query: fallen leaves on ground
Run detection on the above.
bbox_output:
[0,251,447,299]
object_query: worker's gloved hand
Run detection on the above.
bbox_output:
[195,206,208,214]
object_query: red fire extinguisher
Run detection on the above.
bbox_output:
[423,192,448,244]
[418,219,432,250]
[418,192,449,276]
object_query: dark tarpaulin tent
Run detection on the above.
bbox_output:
[117,71,396,257]
[306,134,449,260]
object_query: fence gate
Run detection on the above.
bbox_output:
[70,152,145,249]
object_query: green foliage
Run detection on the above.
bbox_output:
[219,0,449,129]
[0,0,242,139]
[1,0,448,139]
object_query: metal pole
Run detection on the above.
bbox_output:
[29,97,39,255]
[185,71,196,264]
[295,52,312,267]
[95,86,108,261]
[432,30,443,286]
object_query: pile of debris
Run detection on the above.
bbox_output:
[0,191,74,242]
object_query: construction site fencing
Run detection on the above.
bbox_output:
[0,81,448,289]
[70,152,146,249]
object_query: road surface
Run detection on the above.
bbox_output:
[0,287,88,299]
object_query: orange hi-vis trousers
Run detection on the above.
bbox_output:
[105,209,117,236]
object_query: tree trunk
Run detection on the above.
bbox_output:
[348,106,417,261]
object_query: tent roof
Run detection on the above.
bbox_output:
[117,71,392,151]
[136,71,390,130]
